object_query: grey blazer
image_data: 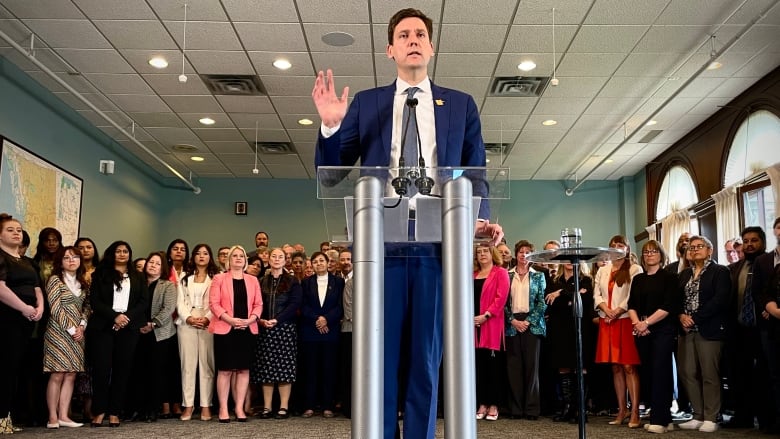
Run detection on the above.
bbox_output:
[150,279,177,341]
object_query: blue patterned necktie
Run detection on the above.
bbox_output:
[402,86,420,169]
[742,265,755,327]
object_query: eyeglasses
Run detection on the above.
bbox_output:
[642,249,659,255]
[687,244,707,251]
[62,255,80,261]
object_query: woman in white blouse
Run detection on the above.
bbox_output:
[43,246,90,429]
[176,244,219,421]
[593,235,643,428]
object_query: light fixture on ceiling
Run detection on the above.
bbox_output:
[542,119,557,126]
[179,3,188,83]
[199,117,215,125]
[191,156,204,162]
[550,8,559,86]
[605,159,614,164]
[645,120,658,126]
[148,56,168,69]
[517,61,536,72]
[322,31,355,47]
[706,34,722,71]
[273,59,292,70]
[486,158,491,163]
[298,118,313,126]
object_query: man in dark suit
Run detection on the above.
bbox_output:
[313,8,502,439]
[723,226,770,429]
[757,217,780,433]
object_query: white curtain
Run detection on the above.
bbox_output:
[645,223,658,242]
[712,186,740,264]
[766,163,780,218]
[661,209,691,262]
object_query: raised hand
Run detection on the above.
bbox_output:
[312,69,349,128]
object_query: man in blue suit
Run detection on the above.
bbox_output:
[313,8,503,439]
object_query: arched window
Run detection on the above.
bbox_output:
[724,110,780,186]
[656,165,698,221]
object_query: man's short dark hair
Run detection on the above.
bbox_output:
[388,8,433,45]
[741,225,766,246]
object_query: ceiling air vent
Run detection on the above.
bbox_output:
[637,130,663,143]
[484,143,510,156]
[254,142,296,154]
[489,76,550,97]
[201,74,266,96]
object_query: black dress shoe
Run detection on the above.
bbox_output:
[526,415,539,420]
[109,422,120,428]
[236,417,248,422]
[218,418,230,424]
[274,408,289,420]
[90,422,103,428]
[123,412,139,422]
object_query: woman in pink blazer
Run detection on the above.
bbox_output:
[473,246,510,421]
[208,245,262,423]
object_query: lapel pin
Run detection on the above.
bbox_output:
[435,99,445,106]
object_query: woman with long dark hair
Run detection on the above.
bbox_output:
[87,241,148,428]
[74,237,99,286]
[43,246,90,429]
[177,244,219,421]
[34,227,63,283]
[594,235,643,428]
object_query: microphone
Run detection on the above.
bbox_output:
[391,97,417,196]
[407,98,434,195]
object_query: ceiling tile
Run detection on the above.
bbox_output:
[261,75,322,97]
[116,139,169,154]
[192,128,245,142]
[108,93,171,112]
[614,53,688,77]
[25,70,97,93]
[238,128,290,142]
[556,53,627,76]
[128,112,187,128]
[514,0,593,25]
[287,128,318,143]
[437,25,508,53]
[55,48,134,73]
[83,73,154,94]
[25,19,110,48]
[185,50,254,75]
[568,25,648,53]
[259,153,303,166]
[147,0,228,21]
[656,0,746,25]
[688,96,732,115]
[235,22,308,52]
[164,21,242,51]
[206,141,254,154]
[118,49,196,74]
[227,113,283,129]
[222,0,298,22]
[278,114,319,130]
[265,163,310,179]
[249,51,314,76]
[73,0,156,19]
[733,52,780,78]
[518,129,566,143]
[598,76,665,98]
[525,115,577,130]
[503,25,578,53]
[144,127,203,145]
[707,77,759,99]
[76,109,128,127]
[584,97,644,115]
[541,77,609,98]
[494,52,562,77]
[93,20,177,50]
[53,91,119,111]
[634,25,712,53]
[310,52,374,76]
[534,97,592,115]
[481,97,538,115]
[297,0,369,23]
[179,112,234,129]
[216,95,275,113]
[442,0,517,24]
[142,73,211,95]
[584,0,668,25]
[303,23,372,52]
[432,77,490,102]
[480,114,530,131]
[270,96,317,114]
[434,53,498,77]
[161,95,222,113]
[1,0,84,19]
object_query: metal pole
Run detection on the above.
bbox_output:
[572,262,586,439]
[442,177,476,439]
[352,176,384,439]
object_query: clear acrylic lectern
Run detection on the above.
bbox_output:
[317,166,509,439]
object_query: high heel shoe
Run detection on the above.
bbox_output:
[628,415,642,428]
[609,413,628,425]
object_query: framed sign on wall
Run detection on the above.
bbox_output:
[0,136,83,252]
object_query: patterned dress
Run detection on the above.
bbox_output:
[252,273,301,383]
[43,275,90,372]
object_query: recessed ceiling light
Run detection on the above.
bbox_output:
[148,56,168,69]
[542,119,557,126]
[273,59,292,70]
[190,156,204,162]
[517,61,536,72]
[298,118,313,126]
[199,117,215,125]
[605,159,614,164]
[645,120,658,126]
[486,158,491,163]
[322,31,354,47]
[707,61,722,70]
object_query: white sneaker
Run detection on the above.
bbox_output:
[698,421,718,432]
[679,419,704,430]
[646,424,667,434]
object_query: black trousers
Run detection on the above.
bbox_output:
[727,324,771,426]
[636,323,675,426]
[339,332,353,417]
[88,327,139,416]
[505,332,541,417]
[301,340,338,411]
[475,348,504,407]
[0,308,33,416]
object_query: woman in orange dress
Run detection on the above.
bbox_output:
[593,235,643,427]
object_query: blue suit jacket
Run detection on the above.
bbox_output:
[315,81,489,218]
[300,274,344,343]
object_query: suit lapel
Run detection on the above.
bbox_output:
[379,83,396,165]
[432,83,450,166]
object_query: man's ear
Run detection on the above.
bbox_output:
[386,44,394,59]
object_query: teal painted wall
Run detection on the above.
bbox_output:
[1,57,650,257]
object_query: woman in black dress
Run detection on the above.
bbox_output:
[253,247,302,419]
[0,214,45,434]
[545,261,594,423]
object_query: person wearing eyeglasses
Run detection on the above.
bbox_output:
[676,235,730,433]
[628,241,680,433]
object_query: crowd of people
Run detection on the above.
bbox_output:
[1,215,780,436]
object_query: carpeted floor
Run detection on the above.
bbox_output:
[18,415,765,438]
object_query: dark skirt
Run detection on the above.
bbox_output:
[214,329,255,371]
[252,322,297,383]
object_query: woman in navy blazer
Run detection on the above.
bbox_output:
[299,251,344,418]
[208,245,262,423]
